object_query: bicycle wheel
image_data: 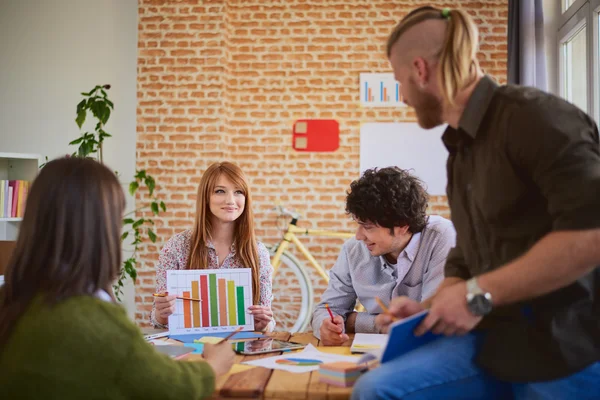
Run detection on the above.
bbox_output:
[268,246,314,333]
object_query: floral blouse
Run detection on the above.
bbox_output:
[150,229,275,330]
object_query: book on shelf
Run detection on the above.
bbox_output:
[0,180,30,218]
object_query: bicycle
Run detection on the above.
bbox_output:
[268,203,354,333]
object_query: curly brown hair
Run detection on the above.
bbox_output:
[345,167,429,234]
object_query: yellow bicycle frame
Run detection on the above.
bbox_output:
[271,224,354,281]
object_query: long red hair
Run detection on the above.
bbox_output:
[186,162,260,304]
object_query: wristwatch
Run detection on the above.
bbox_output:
[466,277,493,316]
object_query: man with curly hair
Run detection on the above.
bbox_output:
[311,167,456,345]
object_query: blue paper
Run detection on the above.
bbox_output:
[380,310,442,363]
[184,343,204,354]
[169,331,265,343]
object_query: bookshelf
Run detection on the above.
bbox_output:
[0,152,42,240]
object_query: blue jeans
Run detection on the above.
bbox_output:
[351,333,600,400]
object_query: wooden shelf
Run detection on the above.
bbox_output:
[0,152,41,240]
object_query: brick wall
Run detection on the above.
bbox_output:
[136,0,508,328]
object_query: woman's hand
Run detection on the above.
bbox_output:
[248,305,273,332]
[154,293,176,325]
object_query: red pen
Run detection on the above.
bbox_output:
[325,303,335,322]
[325,303,343,338]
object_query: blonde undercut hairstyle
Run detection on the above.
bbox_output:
[387,6,480,106]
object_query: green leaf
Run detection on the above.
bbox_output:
[76,109,86,128]
[78,143,87,157]
[76,99,86,113]
[123,218,134,224]
[121,231,129,241]
[106,99,114,109]
[69,136,84,145]
[135,170,147,180]
[101,105,111,125]
[148,228,157,243]
[129,181,139,196]
[151,201,159,215]
[145,176,156,196]
[160,201,167,212]
[132,218,144,229]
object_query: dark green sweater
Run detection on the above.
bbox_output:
[0,295,215,399]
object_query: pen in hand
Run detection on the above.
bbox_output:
[375,297,399,322]
[325,303,344,338]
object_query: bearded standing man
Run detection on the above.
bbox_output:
[352,6,600,400]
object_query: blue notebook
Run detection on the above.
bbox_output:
[380,310,442,363]
[169,331,265,343]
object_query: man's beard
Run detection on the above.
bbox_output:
[413,90,444,129]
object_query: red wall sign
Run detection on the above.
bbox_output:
[292,119,340,152]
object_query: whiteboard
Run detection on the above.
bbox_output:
[359,122,449,195]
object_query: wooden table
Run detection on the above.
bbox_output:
[172,332,356,400]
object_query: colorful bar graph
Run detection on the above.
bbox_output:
[236,286,246,325]
[200,275,209,327]
[191,282,200,328]
[360,73,406,108]
[183,290,191,328]
[209,274,218,327]
[228,281,236,326]
[166,268,254,334]
[218,279,227,326]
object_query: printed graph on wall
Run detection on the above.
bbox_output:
[359,73,406,108]
[167,268,254,334]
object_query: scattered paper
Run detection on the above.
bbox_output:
[194,336,224,344]
[149,339,173,346]
[170,331,265,343]
[350,333,388,353]
[243,344,360,373]
[183,343,204,354]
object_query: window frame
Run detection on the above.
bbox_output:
[559,1,596,118]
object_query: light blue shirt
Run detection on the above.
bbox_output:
[311,215,456,336]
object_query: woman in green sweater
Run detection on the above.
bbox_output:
[0,157,234,399]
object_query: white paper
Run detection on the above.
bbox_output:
[360,122,448,195]
[148,339,172,346]
[350,333,389,353]
[166,268,254,334]
[243,344,361,373]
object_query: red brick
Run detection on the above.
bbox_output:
[136,0,508,325]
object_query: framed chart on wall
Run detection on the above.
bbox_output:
[166,268,254,334]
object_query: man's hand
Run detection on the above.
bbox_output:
[375,296,424,333]
[415,281,482,336]
[319,315,349,346]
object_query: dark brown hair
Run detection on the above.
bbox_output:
[346,167,429,234]
[0,157,125,348]
[386,6,480,105]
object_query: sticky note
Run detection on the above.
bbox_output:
[194,336,224,344]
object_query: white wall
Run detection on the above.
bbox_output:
[543,0,562,95]
[0,0,138,318]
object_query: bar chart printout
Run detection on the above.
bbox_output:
[167,268,254,334]
[359,72,406,108]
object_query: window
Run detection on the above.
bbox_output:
[595,9,600,121]
[558,0,600,121]
[563,0,578,13]
[562,25,588,112]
